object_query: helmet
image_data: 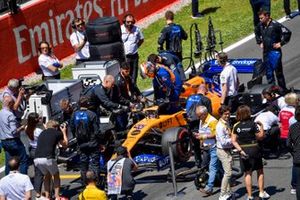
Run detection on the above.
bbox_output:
[140,61,156,79]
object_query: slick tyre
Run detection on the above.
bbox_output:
[86,17,121,45]
[89,42,125,63]
[161,127,191,162]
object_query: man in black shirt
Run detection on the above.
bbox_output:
[34,120,68,200]
[94,75,131,131]
[157,10,188,61]
[288,105,300,199]
[255,10,291,91]
[70,96,101,185]
[115,62,144,102]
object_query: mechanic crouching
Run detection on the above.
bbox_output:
[194,105,220,197]
[70,96,102,185]
[140,61,182,114]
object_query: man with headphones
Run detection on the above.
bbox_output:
[218,52,239,112]
[121,13,144,85]
[70,18,90,65]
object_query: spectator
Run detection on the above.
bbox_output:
[191,0,204,19]
[279,93,298,150]
[284,0,300,20]
[254,106,280,157]
[287,105,300,199]
[158,10,188,61]
[216,105,234,200]
[194,106,219,197]
[78,170,107,200]
[218,52,239,112]
[186,84,212,167]
[232,105,269,200]
[7,0,19,14]
[38,41,63,80]
[70,96,101,185]
[115,62,144,103]
[147,51,186,81]
[0,157,33,200]
[93,75,131,131]
[140,61,182,114]
[70,18,90,65]
[34,120,68,199]
[25,112,44,199]
[121,13,144,84]
[107,146,138,200]
[255,10,291,91]
[0,78,27,121]
[0,96,28,175]
[249,0,271,27]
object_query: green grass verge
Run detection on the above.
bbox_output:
[0,1,297,167]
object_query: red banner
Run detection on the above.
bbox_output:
[0,0,178,87]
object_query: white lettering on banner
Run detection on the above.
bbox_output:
[13,25,31,64]
[49,10,58,47]
[13,0,103,64]
[135,0,149,7]
[111,0,128,16]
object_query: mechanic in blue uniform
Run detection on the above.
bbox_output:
[147,51,186,81]
[140,61,182,114]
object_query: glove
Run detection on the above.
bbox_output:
[121,105,130,112]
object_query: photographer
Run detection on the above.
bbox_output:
[33,120,68,200]
[231,105,269,200]
[0,78,27,121]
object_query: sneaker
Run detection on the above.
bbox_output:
[259,191,270,199]
[246,196,254,200]
[199,187,213,196]
[291,188,296,194]
[191,13,204,19]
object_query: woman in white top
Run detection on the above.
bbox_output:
[38,41,63,80]
[25,112,44,199]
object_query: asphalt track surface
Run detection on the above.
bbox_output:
[56,15,300,200]
[1,15,299,200]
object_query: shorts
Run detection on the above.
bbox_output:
[240,156,263,172]
[34,158,59,175]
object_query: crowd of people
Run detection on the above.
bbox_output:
[0,1,299,199]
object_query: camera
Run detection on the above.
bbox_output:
[60,121,69,128]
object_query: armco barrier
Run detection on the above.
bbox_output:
[0,0,178,87]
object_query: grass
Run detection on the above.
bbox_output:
[0,1,297,167]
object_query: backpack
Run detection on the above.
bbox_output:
[169,24,182,53]
[74,110,90,144]
[186,94,203,121]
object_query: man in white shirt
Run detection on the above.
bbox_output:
[0,157,33,200]
[218,52,239,112]
[70,18,90,65]
[121,13,144,84]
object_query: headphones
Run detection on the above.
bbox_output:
[38,41,52,54]
[123,13,136,25]
[71,18,85,30]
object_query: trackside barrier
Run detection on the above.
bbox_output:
[166,140,186,198]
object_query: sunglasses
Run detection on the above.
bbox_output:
[40,47,49,50]
[126,21,134,24]
[76,22,84,27]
